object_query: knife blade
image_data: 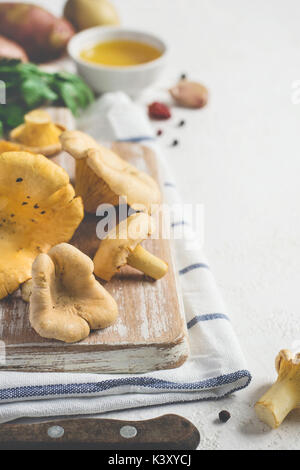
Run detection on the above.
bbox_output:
[0,414,200,450]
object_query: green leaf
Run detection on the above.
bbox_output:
[21,78,58,108]
[0,58,21,67]
[0,58,94,128]
[0,107,5,119]
[53,72,94,113]
[57,81,81,115]
[0,120,3,138]
[5,104,25,128]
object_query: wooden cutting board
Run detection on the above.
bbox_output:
[0,111,189,374]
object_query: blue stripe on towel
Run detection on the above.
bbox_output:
[116,136,155,143]
[187,314,230,329]
[179,263,210,275]
[0,370,251,401]
[171,221,189,227]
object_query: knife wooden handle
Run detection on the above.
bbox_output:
[0,414,200,450]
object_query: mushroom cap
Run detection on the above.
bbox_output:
[94,212,154,281]
[60,130,98,160]
[60,130,161,214]
[10,110,65,157]
[0,140,30,153]
[30,243,118,343]
[0,151,83,299]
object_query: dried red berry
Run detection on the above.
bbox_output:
[148,102,171,120]
[156,129,163,136]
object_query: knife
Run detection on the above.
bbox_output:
[0,414,200,450]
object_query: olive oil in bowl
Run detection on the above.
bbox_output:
[68,27,167,93]
[80,39,162,67]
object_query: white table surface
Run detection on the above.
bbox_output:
[10,0,300,450]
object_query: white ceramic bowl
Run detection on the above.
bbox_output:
[68,26,168,95]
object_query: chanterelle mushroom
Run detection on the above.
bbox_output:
[255,349,300,428]
[0,151,83,299]
[21,279,33,302]
[10,109,65,156]
[94,212,168,281]
[0,140,30,153]
[60,130,161,214]
[29,243,118,343]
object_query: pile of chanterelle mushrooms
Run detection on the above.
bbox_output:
[0,110,168,343]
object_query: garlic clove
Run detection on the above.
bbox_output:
[169,80,208,109]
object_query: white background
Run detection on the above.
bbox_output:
[8,0,300,450]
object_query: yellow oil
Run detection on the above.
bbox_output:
[80,39,162,67]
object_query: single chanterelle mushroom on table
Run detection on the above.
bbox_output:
[94,212,168,281]
[29,243,118,343]
[10,109,65,156]
[255,349,300,428]
[0,151,83,299]
[60,130,161,214]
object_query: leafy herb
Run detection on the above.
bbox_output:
[0,59,94,134]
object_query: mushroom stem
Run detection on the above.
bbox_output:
[255,378,298,429]
[127,245,168,280]
[25,111,51,126]
[23,110,54,137]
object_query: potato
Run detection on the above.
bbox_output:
[64,0,120,31]
[0,3,75,63]
[0,35,28,62]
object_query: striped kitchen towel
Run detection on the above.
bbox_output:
[0,93,251,423]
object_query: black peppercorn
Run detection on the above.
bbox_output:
[171,139,179,147]
[218,410,231,423]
